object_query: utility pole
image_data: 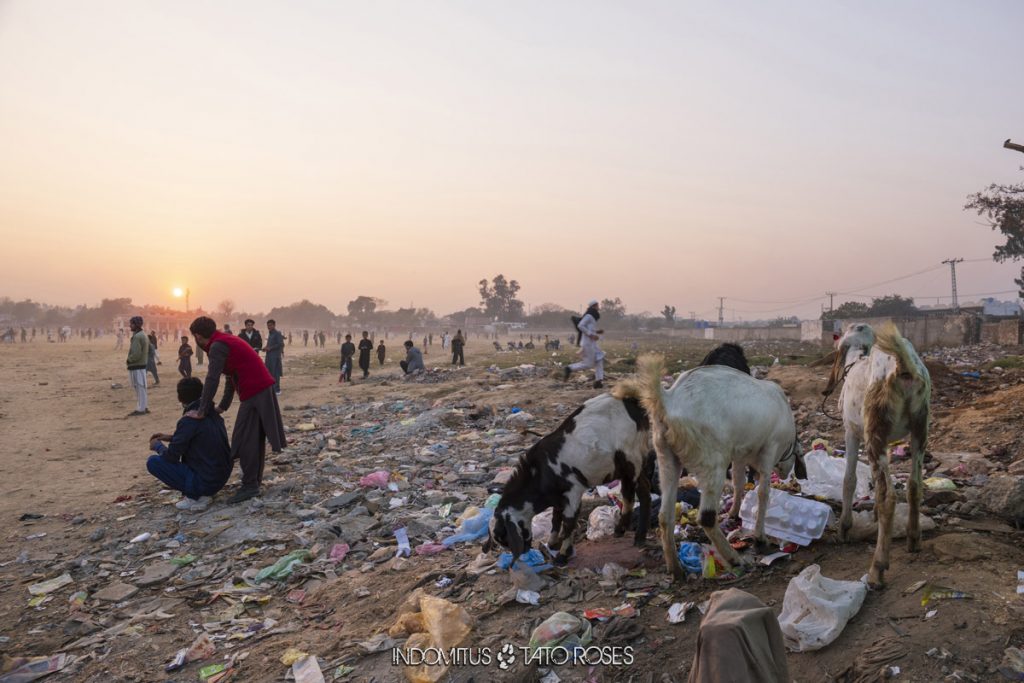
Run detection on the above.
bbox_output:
[942,258,964,312]
[717,297,725,326]
[185,288,190,314]
[825,291,836,313]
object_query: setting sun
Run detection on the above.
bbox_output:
[172,287,183,298]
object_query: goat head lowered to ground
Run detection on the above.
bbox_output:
[825,322,930,588]
[615,355,804,581]
[486,393,653,564]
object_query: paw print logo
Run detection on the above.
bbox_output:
[496,643,516,670]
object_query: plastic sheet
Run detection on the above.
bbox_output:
[778,564,867,651]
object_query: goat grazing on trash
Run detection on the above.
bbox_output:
[487,393,653,564]
[822,322,930,588]
[616,355,805,581]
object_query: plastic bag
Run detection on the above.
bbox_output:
[797,451,870,502]
[256,549,311,583]
[586,505,619,541]
[778,564,867,651]
[528,612,592,652]
[359,470,390,488]
[442,507,493,546]
[420,595,473,650]
[497,548,551,571]
[848,502,936,541]
[531,508,554,542]
[677,542,704,575]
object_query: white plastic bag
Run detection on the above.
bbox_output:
[778,564,867,652]
[798,451,870,502]
[848,502,936,541]
[586,505,619,541]
[532,508,554,542]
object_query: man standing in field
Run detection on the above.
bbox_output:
[126,316,150,416]
[264,319,284,395]
[377,339,386,366]
[239,319,263,351]
[358,331,373,379]
[178,336,194,378]
[188,316,286,504]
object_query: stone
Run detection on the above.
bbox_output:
[924,489,962,507]
[324,492,362,510]
[89,527,107,542]
[93,581,139,602]
[293,509,319,521]
[982,474,1024,522]
[925,533,1003,562]
[135,560,179,587]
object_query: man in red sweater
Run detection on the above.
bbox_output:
[187,316,286,504]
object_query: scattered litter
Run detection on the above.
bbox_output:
[256,549,311,583]
[0,654,70,683]
[924,477,957,491]
[442,507,492,546]
[394,527,412,557]
[583,604,636,621]
[329,543,350,562]
[778,565,867,652]
[529,612,592,652]
[292,655,325,683]
[740,489,832,546]
[27,574,72,596]
[129,532,151,544]
[586,505,619,541]
[920,584,973,607]
[359,470,390,488]
[516,590,540,605]
[667,602,695,623]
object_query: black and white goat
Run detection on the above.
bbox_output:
[488,393,653,564]
[616,355,805,581]
[823,322,930,588]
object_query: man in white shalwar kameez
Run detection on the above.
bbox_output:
[564,300,605,389]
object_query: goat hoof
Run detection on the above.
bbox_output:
[553,553,571,567]
[907,537,921,553]
[754,538,772,555]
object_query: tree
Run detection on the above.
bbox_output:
[661,305,676,323]
[265,300,337,328]
[599,298,627,326]
[216,299,236,320]
[347,296,386,319]
[478,275,524,320]
[868,294,917,316]
[821,301,869,320]
[965,171,1024,295]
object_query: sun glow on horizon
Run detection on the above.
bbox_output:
[172,287,184,298]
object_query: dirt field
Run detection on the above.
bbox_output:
[2,334,1024,682]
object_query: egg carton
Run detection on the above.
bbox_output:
[740,488,833,546]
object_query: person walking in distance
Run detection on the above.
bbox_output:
[563,300,606,389]
[358,331,373,379]
[263,320,285,395]
[146,330,161,386]
[187,316,286,504]
[451,329,465,366]
[178,336,194,378]
[339,334,355,383]
[126,316,150,416]
[115,327,125,350]
[376,339,386,366]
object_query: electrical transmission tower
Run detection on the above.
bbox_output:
[717,298,725,325]
[942,258,964,312]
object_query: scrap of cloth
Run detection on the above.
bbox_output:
[688,588,790,683]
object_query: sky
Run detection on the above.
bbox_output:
[2,0,1023,321]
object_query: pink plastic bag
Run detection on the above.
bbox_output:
[415,543,447,556]
[360,471,390,488]
[329,543,350,562]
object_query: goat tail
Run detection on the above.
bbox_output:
[615,352,670,428]
[873,323,924,379]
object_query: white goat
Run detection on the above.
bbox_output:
[616,357,804,581]
[823,322,930,588]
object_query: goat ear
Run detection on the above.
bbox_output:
[507,521,526,559]
[823,344,847,396]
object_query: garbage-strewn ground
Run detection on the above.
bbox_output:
[3,336,1024,682]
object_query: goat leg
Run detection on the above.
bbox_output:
[547,507,565,548]
[653,433,686,581]
[866,420,894,588]
[906,421,926,553]
[700,465,746,569]
[753,466,772,554]
[554,513,579,566]
[634,469,652,547]
[839,428,861,543]
[728,461,745,519]
[614,467,637,538]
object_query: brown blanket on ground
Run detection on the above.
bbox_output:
[689,588,790,683]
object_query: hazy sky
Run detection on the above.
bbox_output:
[2,0,1023,320]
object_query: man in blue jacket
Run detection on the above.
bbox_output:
[146,377,232,512]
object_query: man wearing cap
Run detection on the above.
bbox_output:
[126,316,150,416]
[187,316,286,504]
[564,300,606,389]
